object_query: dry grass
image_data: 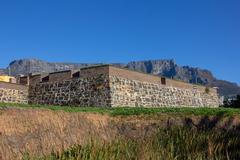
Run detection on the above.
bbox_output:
[26,127,240,160]
[1,103,240,159]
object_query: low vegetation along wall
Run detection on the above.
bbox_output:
[0,82,28,104]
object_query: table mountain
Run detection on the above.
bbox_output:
[5,58,240,97]
[7,59,102,76]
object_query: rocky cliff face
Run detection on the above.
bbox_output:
[7,59,101,76]
[4,59,240,96]
[126,60,215,85]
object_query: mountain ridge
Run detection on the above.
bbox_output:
[1,58,240,97]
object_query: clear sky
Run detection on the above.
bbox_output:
[0,0,239,84]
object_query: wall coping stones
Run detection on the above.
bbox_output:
[0,81,28,90]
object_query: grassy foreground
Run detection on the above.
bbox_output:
[1,102,240,116]
[1,103,240,159]
[23,126,240,160]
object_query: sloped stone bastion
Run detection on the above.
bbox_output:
[0,65,219,107]
[0,82,28,104]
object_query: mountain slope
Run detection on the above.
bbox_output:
[7,59,101,76]
[5,59,240,96]
[126,60,215,84]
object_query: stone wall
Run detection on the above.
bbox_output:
[0,82,28,104]
[29,73,111,107]
[109,76,219,107]
[26,65,219,108]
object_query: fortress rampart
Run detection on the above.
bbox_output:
[0,65,220,107]
[28,66,111,107]
[109,67,219,107]
[0,82,28,104]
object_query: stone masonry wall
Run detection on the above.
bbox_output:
[25,65,219,108]
[29,74,111,107]
[110,76,219,107]
[0,82,28,104]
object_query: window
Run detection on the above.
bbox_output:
[161,77,166,85]
[72,71,80,78]
[42,76,49,82]
[19,76,28,85]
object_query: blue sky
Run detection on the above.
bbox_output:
[0,0,239,84]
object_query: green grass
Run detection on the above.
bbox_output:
[23,126,240,160]
[1,102,240,116]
